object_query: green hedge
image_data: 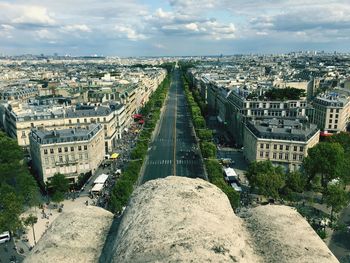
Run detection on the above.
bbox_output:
[181,73,240,209]
[108,75,170,214]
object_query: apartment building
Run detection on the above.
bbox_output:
[243,118,320,171]
[29,124,104,184]
[5,103,124,152]
[313,90,350,133]
[226,87,310,146]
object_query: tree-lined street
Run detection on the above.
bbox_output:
[141,68,205,184]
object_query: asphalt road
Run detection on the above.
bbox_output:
[141,69,205,184]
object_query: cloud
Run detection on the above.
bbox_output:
[62,24,91,33]
[114,25,147,41]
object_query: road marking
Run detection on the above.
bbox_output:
[173,80,177,176]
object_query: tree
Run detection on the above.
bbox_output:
[284,171,306,193]
[0,132,39,232]
[323,183,349,224]
[200,142,217,158]
[49,173,70,204]
[303,143,346,189]
[23,214,38,245]
[0,184,23,233]
[246,161,285,199]
[197,129,213,141]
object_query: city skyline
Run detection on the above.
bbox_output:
[1,0,350,56]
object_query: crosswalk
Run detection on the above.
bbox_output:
[146,159,200,165]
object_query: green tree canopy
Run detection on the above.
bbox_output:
[323,183,349,223]
[303,142,347,188]
[49,173,70,203]
[200,142,217,158]
[246,161,285,198]
[284,171,306,193]
[0,132,39,232]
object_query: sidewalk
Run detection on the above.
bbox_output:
[17,195,90,256]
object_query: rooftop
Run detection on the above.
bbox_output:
[246,118,319,142]
[29,123,102,145]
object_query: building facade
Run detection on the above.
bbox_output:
[312,90,350,133]
[5,103,124,152]
[243,118,320,171]
[29,124,104,184]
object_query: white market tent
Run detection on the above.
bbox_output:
[224,167,237,178]
[94,174,109,185]
[91,183,104,193]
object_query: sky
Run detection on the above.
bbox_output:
[0,0,350,56]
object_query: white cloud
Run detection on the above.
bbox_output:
[185,23,199,32]
[11,5,55,26]
[114,25,147,41]
[36,29,56,40]
[62,24,91,32]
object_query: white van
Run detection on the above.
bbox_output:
[0,231,10,244]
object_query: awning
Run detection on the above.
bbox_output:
[94,173,109,184]
[110,153,119,159]
[91,183,104,193]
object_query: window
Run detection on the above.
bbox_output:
[335,119,338,124]
[285,153,289,160]
[45,157,49,165]
[65,155,69,162]
[266,144,270,149]
[299,146,304,152]
[274,144,277,150]
[59,156,63,162]
[330,114,333,118]
[44,149,48,154]
[330,109,334,113]
[328,124,332,129]
[299,155,303,161]
[71,147,74,151]
[293,146,297,151]
[84,145,87,150]
[286,145,289,151]
[336,109,339,113]
[334,125,338,129]
[329,119,332,123]
[265,152,269,158]
[335,114,339,118]
[58,148,62,153]
[84,118,87,123]
[64,147,68,152]
[279,145,283,150]
[84,153,88,159]
[103,117,106,122]
[279,153,283,159]
[50,148,54,154]
[273,153,277,159]
[51,156,55,164]
[78,146,82,151]
[260,151,264,157]
[293,154,297,160]
[69,119,72,124]
[77,119,80,123]
[97,118,100,122]
[260,144,264,149]
[79,154,82,160]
